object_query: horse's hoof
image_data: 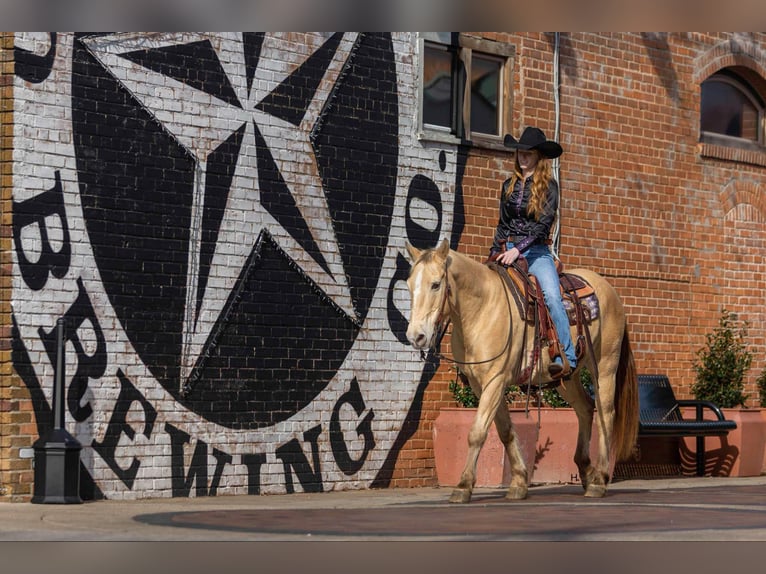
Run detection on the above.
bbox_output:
[449,488,472,503]
[584,484,606,498]
[504,485,528,500]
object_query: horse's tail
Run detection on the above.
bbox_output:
[612,325,639,461]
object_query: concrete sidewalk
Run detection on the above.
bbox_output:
[2,475,766,542]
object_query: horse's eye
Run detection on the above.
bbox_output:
[431,281,441,291]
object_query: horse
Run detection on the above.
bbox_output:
[405,239,639,503]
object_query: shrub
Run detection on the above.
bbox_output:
[448,371,479,408]
[448,367,518,407]
[756,367,766,408]
[449,366,595,408]
[541,367,594,407]
[691,309,752,408]
[541,386,569,408]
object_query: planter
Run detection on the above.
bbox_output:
[432,408,539,487]
[531,407,610,485]
[763,409,766,475]
[680,407,766,477]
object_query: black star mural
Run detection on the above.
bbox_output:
[72,32,400,428]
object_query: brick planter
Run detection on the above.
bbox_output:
[530,408,611,485]
[432,408,539,488]
[680,407,766,477]
[433,407,618,487]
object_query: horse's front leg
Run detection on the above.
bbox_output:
[493,406,528,500]
[449,377,504,504]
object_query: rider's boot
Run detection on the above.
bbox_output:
[548,353,573,380]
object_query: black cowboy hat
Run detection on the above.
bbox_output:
[503,127,563,159]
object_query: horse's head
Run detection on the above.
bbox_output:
[404,238,451,351]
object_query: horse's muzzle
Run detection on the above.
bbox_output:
[406,325,433,351]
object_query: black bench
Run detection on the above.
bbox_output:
[637,374,737,476]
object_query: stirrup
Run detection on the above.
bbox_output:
[548,355,573,380]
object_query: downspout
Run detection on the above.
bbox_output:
[551,32,562,259]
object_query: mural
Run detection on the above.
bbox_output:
[11,32,466,498]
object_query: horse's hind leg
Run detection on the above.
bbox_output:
[561,373,614,498]
[494,406,528,500]
[585,372,618,498]
[585,404,614,498]
[557,375,603,497]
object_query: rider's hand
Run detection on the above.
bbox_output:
[497,247,520,267]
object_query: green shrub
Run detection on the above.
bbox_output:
[449,366,595,408]
[756,368,766,408]
[448,372,479,408]
[541,367,594,408]
[448,367,519,407]
[541,386,569,408]
[691,309,751,408]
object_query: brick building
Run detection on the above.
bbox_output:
[1,32,765,500]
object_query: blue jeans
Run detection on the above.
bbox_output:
[523,244,577,367]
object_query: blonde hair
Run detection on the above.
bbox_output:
[503,151,553,220]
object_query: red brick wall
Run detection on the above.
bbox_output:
[1,32,25,500]
[391,32,766,487]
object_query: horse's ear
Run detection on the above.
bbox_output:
[404,241,421,263]
[436,238,450,257]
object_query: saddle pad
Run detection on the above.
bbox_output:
[560,272,599,325]
[564,291,600,324]
[491,263,600,325]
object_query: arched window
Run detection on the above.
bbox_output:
[700,69,764,147]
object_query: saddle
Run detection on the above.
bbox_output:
[486,251,600,385]
[507,257,598,324]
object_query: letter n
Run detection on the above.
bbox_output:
[275,425,323,494]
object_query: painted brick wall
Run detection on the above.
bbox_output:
[2,32,766,500]
[4,32,466,500]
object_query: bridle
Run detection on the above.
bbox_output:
[426,265,452,354]
[420,257,515,368]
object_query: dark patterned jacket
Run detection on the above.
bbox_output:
[490,175,559,256]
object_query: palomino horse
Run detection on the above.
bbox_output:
[405,239,638,503]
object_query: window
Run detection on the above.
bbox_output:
[419,33,514,147]
[700,69,765,148]
[422,42,457,132]
[470,53,503,136]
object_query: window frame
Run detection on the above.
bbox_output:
[420,40,460,138]
[699,69,766,153]
[417,33,515,150]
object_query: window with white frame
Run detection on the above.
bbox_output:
[419,33,514,146]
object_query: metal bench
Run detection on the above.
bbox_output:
[637,374,737,476]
